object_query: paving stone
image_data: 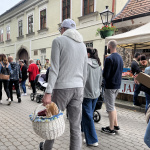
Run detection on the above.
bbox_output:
[0,89,149,150]
[8,145,17,150]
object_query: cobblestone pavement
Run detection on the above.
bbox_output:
[0,89,149,150]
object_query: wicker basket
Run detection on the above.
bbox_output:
[29,104,65,140]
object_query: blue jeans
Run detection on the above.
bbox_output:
[21,80,26,93]
[144,120,150,148]
[133,84,141,105]
[145,93,150,110]
[82,98,98,145]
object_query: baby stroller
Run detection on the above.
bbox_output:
[93,87,104,123]
[30,71,47,103]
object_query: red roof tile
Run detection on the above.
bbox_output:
[113,0,150,22]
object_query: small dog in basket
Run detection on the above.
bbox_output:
[38,102,59,117]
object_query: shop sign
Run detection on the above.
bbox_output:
[119,80,145,97]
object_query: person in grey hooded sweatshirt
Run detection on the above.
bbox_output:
[82,48,102,147]
[39,19,87,150]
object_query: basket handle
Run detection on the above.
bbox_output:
[33,103,45,121]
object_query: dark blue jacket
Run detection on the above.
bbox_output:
[103,53,123,89]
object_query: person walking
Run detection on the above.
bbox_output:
[39,19,87,150]
[82,48,102,147]
[19,60,28,96]
[28,59,39,95]
[44,58,50,70]
[101,40,123,135]
[0,55,11,105]
[8,56,22,103]
[131,53,142,106]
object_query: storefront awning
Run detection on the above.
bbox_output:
[105,22,150,49]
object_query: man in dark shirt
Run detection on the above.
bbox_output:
[131,53,141,106]
[101,40,123,135]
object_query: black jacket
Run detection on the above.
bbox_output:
[21,64,28,81]
[46,67,51,82]
[131,60,141,75]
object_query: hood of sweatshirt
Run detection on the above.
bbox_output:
[88,58,99,68]
[63,29,83,43]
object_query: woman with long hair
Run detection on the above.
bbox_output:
[82,48,102,147]
[36,59,42,72]
[0,55,11,105]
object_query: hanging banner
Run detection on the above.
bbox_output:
[119,80,145,97]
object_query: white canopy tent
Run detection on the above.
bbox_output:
[105,22,150,49]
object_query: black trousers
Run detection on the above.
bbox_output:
[30,81,36,94]
[0,80,2,100]
[9,80,21,101]
[2,80,10,99]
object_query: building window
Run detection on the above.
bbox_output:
[34,50,38,56]
[18,20,23,36]
[83,0,94,16]
[6,26,10,40]
[40,9,46,30]
[28,15,33,34]
[0,30,3,42]
[62,0,70,21]
[85,42,93,48]
[41,49,46,66]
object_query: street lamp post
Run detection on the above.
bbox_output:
[100,6,114,26]
[99,6,114,63]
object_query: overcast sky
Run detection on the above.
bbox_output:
[0,0,21,15]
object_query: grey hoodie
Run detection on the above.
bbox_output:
[46,29,88,93]
[84,58,102,99]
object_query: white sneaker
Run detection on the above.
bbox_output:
[83,139,86,144]
[89,142,99,147]
[0,100,2,104]
[24,93,27,96]
[83,139,98,147]
[7,99,11,105]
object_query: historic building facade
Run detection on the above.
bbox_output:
[0,0,127,66]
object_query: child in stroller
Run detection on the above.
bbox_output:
[30,70,47,103]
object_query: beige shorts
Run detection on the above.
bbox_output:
[104,89,119,112]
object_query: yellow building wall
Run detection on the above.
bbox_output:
[115,0,128,15]
[0,0,128,67]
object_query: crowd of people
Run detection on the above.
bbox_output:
[1,18,150,150]
[131,53,150,148]
[39,19,124,150]
[0,54,51,106]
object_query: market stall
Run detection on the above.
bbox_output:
[105,22,150,103]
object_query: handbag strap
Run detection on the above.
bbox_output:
[0,62,9,68]
[0,62,4,68]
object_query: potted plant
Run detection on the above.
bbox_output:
[96,25,117,39]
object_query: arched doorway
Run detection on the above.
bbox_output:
[16,48,29,66]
